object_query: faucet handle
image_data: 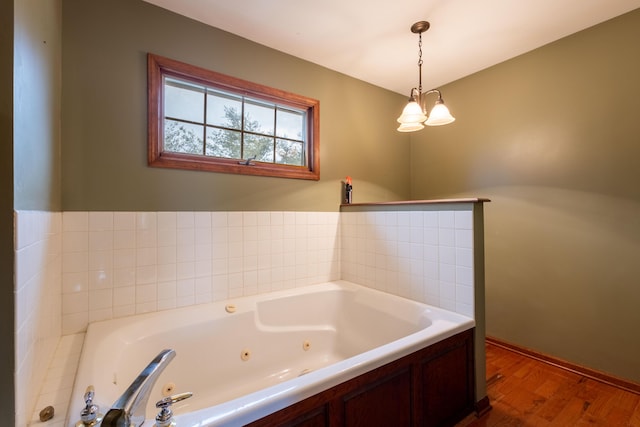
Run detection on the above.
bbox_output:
[75,385,103,427]
[155,392,193,427]
[84,385,95,405]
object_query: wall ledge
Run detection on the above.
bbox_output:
[340,198,490,209]
[341,198,490,207]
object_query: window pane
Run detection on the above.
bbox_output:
[244,100,274,136]
[245,134,274,162]
[276,139,304,165]
[165,79,204,123]
[276,109,304,141]
[164,119,204,154]
[207,91,242,129]
[206,127,241,158]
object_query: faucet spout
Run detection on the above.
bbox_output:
[101,349,176,427]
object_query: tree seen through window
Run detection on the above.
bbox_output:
[164,79,305,166]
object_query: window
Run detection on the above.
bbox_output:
[148,54,320,180]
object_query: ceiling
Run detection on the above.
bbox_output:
[143,0,640,95]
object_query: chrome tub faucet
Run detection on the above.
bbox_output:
[101,349,176,427]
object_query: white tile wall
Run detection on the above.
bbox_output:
[15,211,62,427]
[340,206,476,317]
[61,211,341,334]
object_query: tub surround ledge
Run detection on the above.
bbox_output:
[340,197,491,208]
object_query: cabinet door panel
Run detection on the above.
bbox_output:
[279,406,328,427]
[421,341,473,427]
[343,368,412,427]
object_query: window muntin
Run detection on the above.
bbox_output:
[148,54,320,180]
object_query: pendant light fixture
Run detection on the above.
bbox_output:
[397,21,455,132]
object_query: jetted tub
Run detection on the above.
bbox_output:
[68,280,474,426]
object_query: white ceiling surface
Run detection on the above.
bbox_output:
[143,0,640,95]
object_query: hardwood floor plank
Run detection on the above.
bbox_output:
[600,390,640,425]
[630,400,640,425]
[456,343,640,427]
[533,375,564,399]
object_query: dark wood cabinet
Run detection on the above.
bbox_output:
[420,334,474,427]
[276,406,328,427]
[342,367,412,426]
[247,329,475,427]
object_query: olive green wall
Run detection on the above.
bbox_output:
[14,0,62,211]
[0,0,15,423]
[62,0,410,211]
[410,9,640,382]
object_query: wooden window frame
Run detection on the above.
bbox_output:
[148,53,320,180]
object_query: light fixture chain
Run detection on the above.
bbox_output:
[417,32,423,94]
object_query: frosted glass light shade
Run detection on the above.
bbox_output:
[425,101,455,126]
[396,100,427,124]
[397,122,425,132]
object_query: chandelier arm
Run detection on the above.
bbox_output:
[409,87,420,101]
[417,89,445,115]
[422,89,443,99]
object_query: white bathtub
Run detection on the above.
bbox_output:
[67,281,474,426]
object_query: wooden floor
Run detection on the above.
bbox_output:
[457,343,640,426]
